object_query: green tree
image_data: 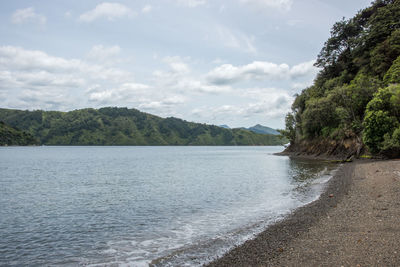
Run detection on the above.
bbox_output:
[280,113,296,142]
[363,85,400,155]
[284,0,400,157]
[384,55,400,84]
[0,107,286,146]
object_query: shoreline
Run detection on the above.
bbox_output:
[207,159,354,266]
[274,151,360,161]
[208,159,400,266]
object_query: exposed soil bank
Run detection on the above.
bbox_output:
[278,137,365,161]
[208,160,400,266]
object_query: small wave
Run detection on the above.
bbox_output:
[90,166,339,267]
[150,213,290,266]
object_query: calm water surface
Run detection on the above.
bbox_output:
[0,146,337,266]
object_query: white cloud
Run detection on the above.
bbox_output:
[152,68,230,94]
[86,45,122,65]
[88,90,114,102]
[152,56,232,94]
[215,25,257,54]
[175,0,206,7]
[289,60,318,78]
[18,88,73,110]
[191,87,293,122]
[149,57,294,122]
[163,56,190,74]
[0,46,141,110]
[207,60,318,85]
[0,46,130,82]
[242,99,291,118]
[16,71,84,88]
[291,80,314,92]
[139,95,186,110]
[85,81,189,118]
[240,0,293,11]
[207,61,288,84]
[241,88,293,119]
[142,5,152,13]
[87,82,150,103]
[79,2,134,22]
[120,82,150,91]
[0,45,300,126]
[11,7,46,25]
[176,79,232,94]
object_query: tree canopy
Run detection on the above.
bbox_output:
[282,0,400,157]
[0,121,38,146]
[0,107,286,146]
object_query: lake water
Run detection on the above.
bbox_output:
[0,146,337,266]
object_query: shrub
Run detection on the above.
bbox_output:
[384,55,400,84]
[362,85,400,155]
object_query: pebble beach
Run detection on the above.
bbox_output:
[208,160,400,266]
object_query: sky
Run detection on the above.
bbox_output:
[0,0,372,129]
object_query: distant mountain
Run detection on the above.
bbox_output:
[246,124,280,135]
[0,107,287,146]
[219,125,230,129]
[0,121,38,146]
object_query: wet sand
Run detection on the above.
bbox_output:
[208,160,400,266]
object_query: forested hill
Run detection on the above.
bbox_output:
[0,121,38,146]
[282,0,400,158]
[247,124,280,135]
[0,107,286,146]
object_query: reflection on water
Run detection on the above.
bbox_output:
[288,158,337,183]
[287,158,339,203]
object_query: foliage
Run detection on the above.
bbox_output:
[301,96,339,138]
[246,124,280,135]
[384,55,400,84]
[279,113,296,142]
[362,85,400,154]
[369,29,400,77]
[298,74,379,139]
[0,107,287,146]
[285,0,400,157]
[0,121,38,146]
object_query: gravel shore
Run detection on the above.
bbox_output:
[208,159,400,266]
